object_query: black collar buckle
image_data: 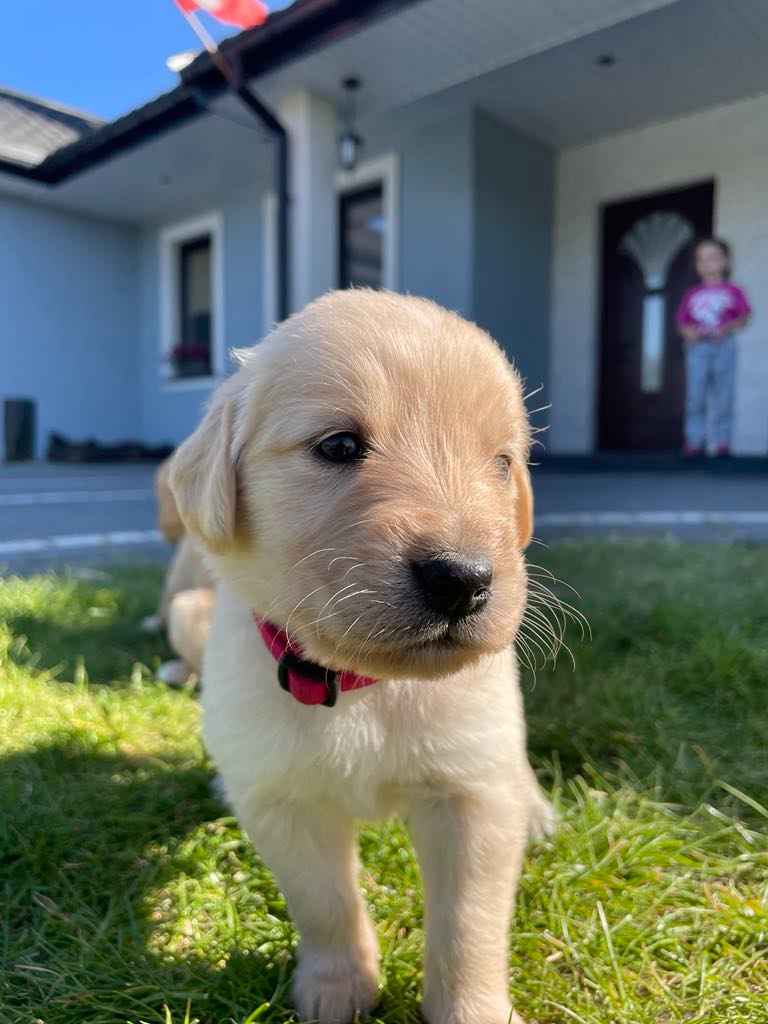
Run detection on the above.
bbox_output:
[277,649,339,708]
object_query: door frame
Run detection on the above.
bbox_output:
[336,153,400,291]
[594,178,716,452]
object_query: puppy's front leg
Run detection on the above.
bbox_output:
[408,791,528,1024]
[244,801,379,1024]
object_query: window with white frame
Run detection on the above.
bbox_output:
[336,154,399,292]
[159,213,223,385]
[339,185,385,289]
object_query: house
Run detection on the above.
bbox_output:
[2,0,767,460]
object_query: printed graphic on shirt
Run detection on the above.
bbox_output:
[688,287,732,329]
[677,282,751,334]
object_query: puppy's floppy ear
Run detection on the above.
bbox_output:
[168,387,239,552]
[155,456,185,544]
[513,462,534,550]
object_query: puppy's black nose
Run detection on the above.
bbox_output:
[411,554,493,621]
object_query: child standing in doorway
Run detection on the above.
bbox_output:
[676,238,752,457]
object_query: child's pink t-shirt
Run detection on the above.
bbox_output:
[676,282,752,333]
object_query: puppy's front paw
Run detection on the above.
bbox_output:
[422,996,525,1024]
[528,787,557,842]
[156,659,195,687]
[293,946,379,1023]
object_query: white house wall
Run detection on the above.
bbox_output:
[472,110,553,400]
[551,91,768,455]
[0,196,140,459]
[350,105,476,317]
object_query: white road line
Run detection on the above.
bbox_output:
[0,512,765,560]
[0,489,153,506]
[537,510,768,527]
[0,530,164,556]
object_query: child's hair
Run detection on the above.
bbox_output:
[694,236,732,279]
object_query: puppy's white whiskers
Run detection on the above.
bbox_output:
[335,588,377,607]
[350,609,388,665]
[522,609,562,662]
[527,403,552,417]
[330,517,379,538]
[516,627,552,671]
[284,583,332,643]
[290,547,337,571]
[306,590,376,635]
[341,561,368,580]
[515,635,538,681]
[526,591,567,641]
[521,597,578,671]
[327,555,362,571]
[527,562,587,604]
[526,565,590,640]
[316,582,362,621]
[338,613,364,645]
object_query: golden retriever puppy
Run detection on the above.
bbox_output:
[169,290,552,1024]
[142,456,215,684]
[159,542,214,682]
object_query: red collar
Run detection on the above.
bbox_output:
[254,615,378,707]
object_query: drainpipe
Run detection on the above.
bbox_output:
[231,83,290,323]
[190,53,290,323]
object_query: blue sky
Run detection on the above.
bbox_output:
[2,1,295,121]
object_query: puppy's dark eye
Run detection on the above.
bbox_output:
[314,432,367,465]
[495,454,512,480]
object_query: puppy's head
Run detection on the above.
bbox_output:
[170,290,532,680]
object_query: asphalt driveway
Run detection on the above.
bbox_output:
[1,461,767,573]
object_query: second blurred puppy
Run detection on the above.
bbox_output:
[146,456,215,685]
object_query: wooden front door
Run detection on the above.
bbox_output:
[598,180,715,451]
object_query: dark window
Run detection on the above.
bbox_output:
[339,185,384,289]
[172,235,212,378]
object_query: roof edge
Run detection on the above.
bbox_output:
[0,84,105,127]
[2,0,425,186]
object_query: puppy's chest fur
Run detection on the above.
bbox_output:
[203,587,529,821]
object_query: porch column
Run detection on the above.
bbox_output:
[277,90,338,313]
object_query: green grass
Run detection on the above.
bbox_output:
[1,544,767,1024]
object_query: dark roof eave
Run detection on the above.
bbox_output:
[184,0,423,93]
[37,89,204,183]
[0,84,204,184]
[1,0,424,187]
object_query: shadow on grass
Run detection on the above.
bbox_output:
[3,545,768,1020]
[2,567,172,682]
[0,740,295,1024]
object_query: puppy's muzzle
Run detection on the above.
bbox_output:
[411,553,493,622]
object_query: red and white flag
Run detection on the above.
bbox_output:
[175,0,268,29]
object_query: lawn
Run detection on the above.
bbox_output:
[1,543,767,1024]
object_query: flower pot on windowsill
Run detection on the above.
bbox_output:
[168,342,212,380]
[173,360,211,379]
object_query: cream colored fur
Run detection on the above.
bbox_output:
[169,290,553,1024]
[147,456,214,682]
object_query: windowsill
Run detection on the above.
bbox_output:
[161,374,219,392]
